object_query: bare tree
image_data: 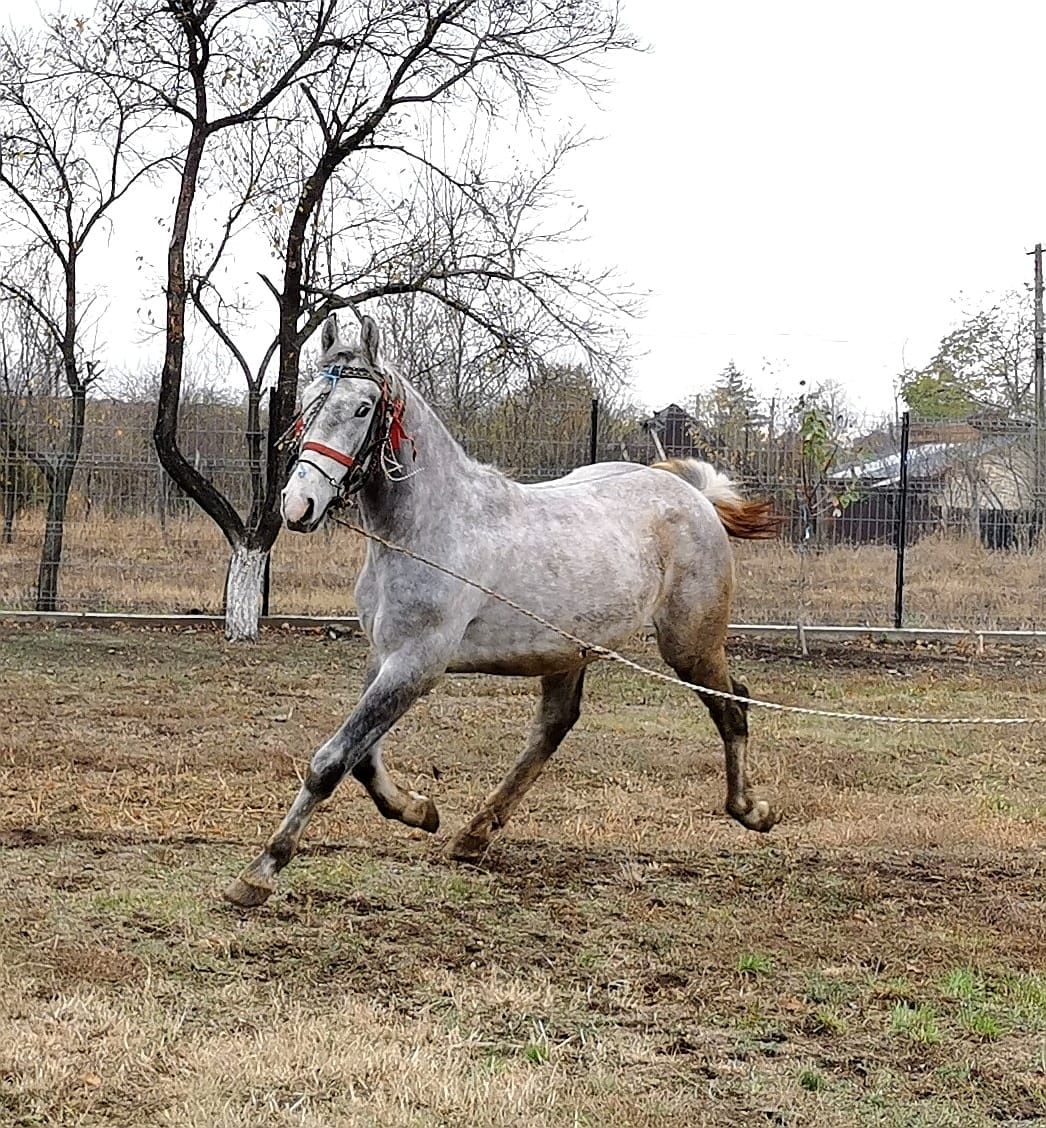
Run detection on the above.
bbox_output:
[0,30,165,607]
[312,131,635,431]
[65,0,633,639]
[0,290,56,545]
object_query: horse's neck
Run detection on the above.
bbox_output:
[357,383,479,538]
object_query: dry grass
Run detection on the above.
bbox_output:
[0,512,367,617]
[0,625,1044,1126]
[731,532,1046,629]
[4,512,1046,629]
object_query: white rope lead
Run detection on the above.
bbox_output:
[333,516,1046,727]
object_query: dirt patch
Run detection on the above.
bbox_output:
[46,942,143,987]
[0,826,53,848]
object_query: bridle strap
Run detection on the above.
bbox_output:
[301,440,356,468]
[282,360,415,501]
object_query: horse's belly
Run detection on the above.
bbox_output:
[445,649,585,677]
[448,585,651,676]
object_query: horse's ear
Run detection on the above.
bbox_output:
[321,314,338,354]
[360,315,381,368]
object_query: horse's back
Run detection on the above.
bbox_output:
[441,459,735,670]
[519,460,729,554]
[524,461,645,489]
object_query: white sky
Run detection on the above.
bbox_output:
[10,0,1046,420]
[563,0,1046,417]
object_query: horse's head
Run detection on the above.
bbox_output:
[281,313,393,532]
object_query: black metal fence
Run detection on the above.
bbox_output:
[3,393,1046,629]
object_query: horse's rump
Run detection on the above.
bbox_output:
[652,458,778,541]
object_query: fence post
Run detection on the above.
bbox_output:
[893,410,911,629]
[589,398,599,464]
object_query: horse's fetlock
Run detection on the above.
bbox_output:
[267,836,294,869]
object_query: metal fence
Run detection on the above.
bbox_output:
[3,392,1046,629]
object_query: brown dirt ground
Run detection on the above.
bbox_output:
[0,625,1043,1127]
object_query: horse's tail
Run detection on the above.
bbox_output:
[652,458,779,540]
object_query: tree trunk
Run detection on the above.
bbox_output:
[246,386,265,529]
[2,474,14,544]
[224,543,268,642]
[36,467,70,611]
[34,382,86,611]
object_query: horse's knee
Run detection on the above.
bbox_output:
[306,747,346,800]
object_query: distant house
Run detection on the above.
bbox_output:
[618,403,712,464]
[831,433,1043,549]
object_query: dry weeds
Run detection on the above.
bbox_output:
[0,626,1044,1126]
[4,513,1046,630]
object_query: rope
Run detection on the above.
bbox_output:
[331,515,1046,727]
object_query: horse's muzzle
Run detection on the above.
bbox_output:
[283,494,322,533]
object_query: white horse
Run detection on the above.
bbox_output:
[225,315,778,907]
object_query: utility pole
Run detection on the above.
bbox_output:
[894,411,911,629]
[1033,244,1045,520]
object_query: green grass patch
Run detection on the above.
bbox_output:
[941,966,983,1002]
[737,951,773,976]
[804,1007,848,1036]
[798,1067,828,1093]
[890,1003,943,1046]
[959,1007,1004,1041]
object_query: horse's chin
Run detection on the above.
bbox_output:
[284,512,325,534]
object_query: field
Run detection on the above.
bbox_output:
[4,512,1046,629]
[1,625,1044,1126]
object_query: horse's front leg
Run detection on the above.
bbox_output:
[345,654,440,833]
[224,648,443,908]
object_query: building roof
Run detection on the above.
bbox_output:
[830,439,1014,488]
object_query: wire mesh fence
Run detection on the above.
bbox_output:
[2,390,1046,629]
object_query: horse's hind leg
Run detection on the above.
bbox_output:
[446,668,586,862]
[659,628,778,833]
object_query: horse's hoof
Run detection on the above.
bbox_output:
[729,798,780,833]
[223,873,276,908]
[445,829,490,863]
[406,792,440,833]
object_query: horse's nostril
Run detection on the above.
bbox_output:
[300,498,315,525]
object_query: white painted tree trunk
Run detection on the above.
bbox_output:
[225,544,268,642]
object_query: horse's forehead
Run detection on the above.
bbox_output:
[321,344,360,366]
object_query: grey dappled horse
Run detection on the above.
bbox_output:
[224,315,779,908]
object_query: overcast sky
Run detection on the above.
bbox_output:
[11,1,1046,420]
[563,0,1046,418]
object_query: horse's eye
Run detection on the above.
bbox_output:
[355,403,371,418]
